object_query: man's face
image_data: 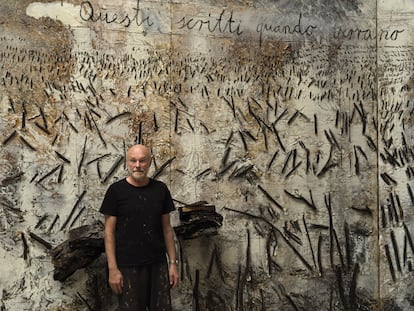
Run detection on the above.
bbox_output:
[126,145,151,183]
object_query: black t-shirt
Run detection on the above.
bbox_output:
[100,178,175,266]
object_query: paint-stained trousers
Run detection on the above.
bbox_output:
[118,261,172,311]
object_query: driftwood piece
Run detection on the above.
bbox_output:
[174,201,223,239]
[51,221,104,281]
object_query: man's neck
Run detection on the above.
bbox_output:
[126,176,150,187]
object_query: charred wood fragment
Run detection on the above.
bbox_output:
[390,230,402,273]
[350,205,372,215]
[106,111,132,124]
[192,270,200,311]
[284,190,316,210]
[29,231,52,249]
[229,163,254,180]
[19,135,36,151]
[60,190,87,231]
[403,223,414,255]
[152,157,176,179]
[257,184,284,211]
[2,130,17,145]
[174,201,223,239]
[317,234,324,276]
[78,136,88,176]
[101,156,124,183]
[384,244,396,282]
[77,291,93,311]
[51,221,105,281]
[335,265,348,310]
[206,245,225,282]
[21,232,29,260]
[303,215,317,270]
[36,164,61,184]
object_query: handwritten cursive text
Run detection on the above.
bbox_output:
[79,0,153,29]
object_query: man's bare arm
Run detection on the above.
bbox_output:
[104,215,123,294]
[162,213,179,288]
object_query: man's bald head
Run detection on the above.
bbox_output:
[126,144,152,186]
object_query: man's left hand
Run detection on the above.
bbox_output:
[169,263,179,288]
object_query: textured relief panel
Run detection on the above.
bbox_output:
[377,2,414,309]
[0,1,413,310]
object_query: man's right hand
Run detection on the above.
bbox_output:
[108,268,123,294]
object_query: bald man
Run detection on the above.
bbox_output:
[100,144,179,311]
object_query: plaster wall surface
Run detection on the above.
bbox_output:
[1,1,414,310]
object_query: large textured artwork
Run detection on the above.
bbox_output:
[1,0,414,310]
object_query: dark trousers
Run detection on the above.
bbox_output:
[118,262,172,311]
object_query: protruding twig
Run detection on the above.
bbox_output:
[60,191,87,231]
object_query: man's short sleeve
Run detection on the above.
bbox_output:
[100,184,118,216]
[162,183,175,215]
